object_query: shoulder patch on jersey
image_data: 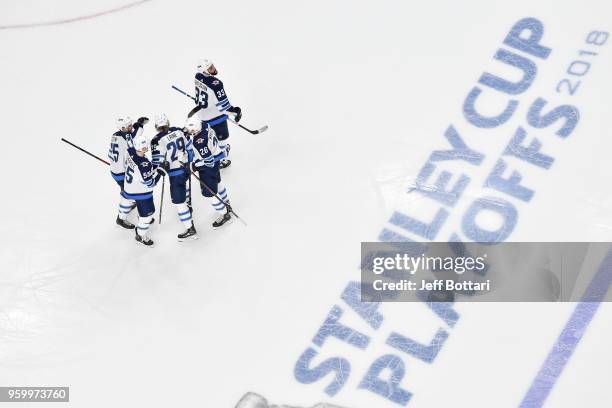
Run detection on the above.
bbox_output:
[150,133,163,145]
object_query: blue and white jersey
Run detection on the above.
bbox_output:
[150,127,193,176]
[194,73,233,125]
[123,148,156,200]
[191,124,226,169]
[108,124,143,182]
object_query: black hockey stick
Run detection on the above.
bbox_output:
[61,138,110,165]
[158,174,165,224]
[186,166,247,226]
[171,85,269,135]
[187,173,192,209]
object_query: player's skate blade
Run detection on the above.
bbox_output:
[116,216,135,229]
[135,232,155,247]
[212,212,232,228]
[177,226,198,242]
[220,159,231,169]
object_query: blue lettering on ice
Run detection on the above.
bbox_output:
[479,49,537,95]
[527,97,580,138]
[463,86,518,128]
[386,329,450,363]
[485,159,535,202]
[294,16,583,406]
[313,306,371,349]
[462,197,518,243]
[503,17,552,60]
[389,209,449,241]
[358,355,412,405]
[294,348,350,396]
[341,281,384,330]
[504,127,555,169]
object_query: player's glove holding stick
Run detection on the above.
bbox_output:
[227,106,242,122]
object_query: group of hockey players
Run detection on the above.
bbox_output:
[109,59,242,247]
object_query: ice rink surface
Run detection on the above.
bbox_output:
[0,1,611,407]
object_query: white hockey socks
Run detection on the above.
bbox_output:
[207,184,229,213]
[175,203,193,228]
[118,196,135,220]
[218,140,230,158]
[137,215,153,237]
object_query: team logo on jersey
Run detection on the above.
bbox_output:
[141,162,149,167]
[212,80,220,85]
[196,137,204,144]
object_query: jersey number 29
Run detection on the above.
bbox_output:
[166,138,186,162]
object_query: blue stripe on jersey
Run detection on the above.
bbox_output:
[205,115,228,126]
[111,172,125,181]
[168,168,185,177]
[122,191,153,200]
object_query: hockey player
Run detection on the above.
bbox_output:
[108,115,148,229]
[190,59,242,169]
[184,117,232,228]
[124,134,161,247]
[151,113,198,241]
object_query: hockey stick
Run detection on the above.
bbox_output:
[171,85,269,135]
[186,166,247,226]
[158,174,165,224]
[61,138,110,165]
[187,173,192,209]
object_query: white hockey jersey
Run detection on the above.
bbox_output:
[193,73,233,125]
[108,124,144,183]
[151,126,193,176]
[191,124,226,169]
[122,148,157,200]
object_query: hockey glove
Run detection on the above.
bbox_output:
[203,157,215,168]
[153,170,163,185]
[227,106,242,122]
[136,117,150,126]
